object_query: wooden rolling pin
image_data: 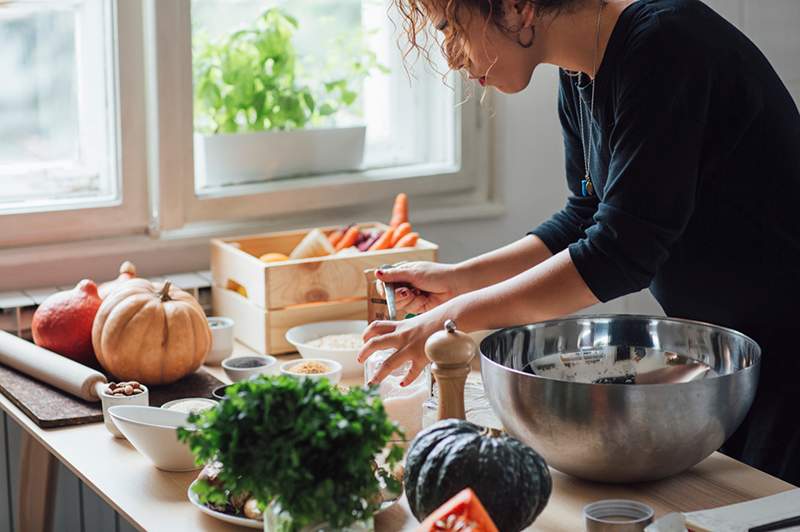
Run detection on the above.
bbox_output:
[0,331,107,401]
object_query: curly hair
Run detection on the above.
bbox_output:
[392,0,581,74]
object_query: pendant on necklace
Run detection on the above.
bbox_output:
[581,175,594,197]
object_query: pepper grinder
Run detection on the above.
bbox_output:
[424,320,478,420]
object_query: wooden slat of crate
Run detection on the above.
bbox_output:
[265,245,436,309]
[211,222,438,309]
[212,285,367,355]
[210,237,270,307]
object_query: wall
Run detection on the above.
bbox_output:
[1,2,799,531]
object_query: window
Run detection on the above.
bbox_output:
[0,0,147,247]
[1,0,491,248]
[0,0,118,210]
[190,0,457,190]
[150,0,489,231]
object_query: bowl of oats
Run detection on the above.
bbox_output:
[280,358,343,385]
[285,320,366,378]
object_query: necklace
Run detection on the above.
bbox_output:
[577,0,606,197]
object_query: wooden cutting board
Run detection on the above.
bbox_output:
[0,364,224,428]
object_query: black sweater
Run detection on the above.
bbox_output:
[531,0,800,483]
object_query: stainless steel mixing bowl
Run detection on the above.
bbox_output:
[480,315,761,483]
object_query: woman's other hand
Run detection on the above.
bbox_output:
[376,262,463,314]
[357,312,445,386]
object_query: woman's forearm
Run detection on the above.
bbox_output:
[448,249,599,331]
[453,234,554,293]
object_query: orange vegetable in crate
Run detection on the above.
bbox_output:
[418,488,498,532]
[390,193,409,228]
[98,261,137,299]
[92,279,211,385]
[369,227,395,251]
[390,222,412,247]
[32,279,102,367]
[395,232,419,248]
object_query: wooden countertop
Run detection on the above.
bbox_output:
[0,342,795,531]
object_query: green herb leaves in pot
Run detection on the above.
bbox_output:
[178,375,404,530]
[404,419,552,532]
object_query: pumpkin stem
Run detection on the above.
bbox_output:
[482,427,504,439]
[159,280,173,301]
[119,260,137,276]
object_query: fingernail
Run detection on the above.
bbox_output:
[400,381,407,387]
[376,270,384,277]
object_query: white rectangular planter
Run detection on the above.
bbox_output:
[194,126,366,188]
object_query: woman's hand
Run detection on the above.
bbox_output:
[376,262,464,315]
[357,311,447,386]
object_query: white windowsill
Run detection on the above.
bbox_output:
[0,198,505,291]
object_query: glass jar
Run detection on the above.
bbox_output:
[364,349,431,440]
[422,373,502,430]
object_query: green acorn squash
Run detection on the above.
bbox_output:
[404,419,551,531]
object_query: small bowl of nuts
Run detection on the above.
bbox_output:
[99,381,149,438]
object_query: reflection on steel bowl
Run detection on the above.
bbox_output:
[480,315,761,483]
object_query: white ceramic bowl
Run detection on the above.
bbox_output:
[206,317,235,366]
[161,397,218,414]
[280,358,343,385]
[99,383,149,438]
[284,320,367,378]
[222,355,278,383]
[108,405,199,472]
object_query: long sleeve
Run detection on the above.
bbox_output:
[568,31,710,302]
[529,72,600,254]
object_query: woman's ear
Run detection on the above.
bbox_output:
[503,0,537,31]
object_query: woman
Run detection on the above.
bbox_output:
[357,0,800,484]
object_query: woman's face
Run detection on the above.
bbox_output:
[426,0,542,93]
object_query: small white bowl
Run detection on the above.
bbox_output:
[108,405,199,472]
[161,397,218,414]
[280,358,343,385]
[99,383,149,438]
[206,317,235,366]
[222,355,278,382]
[284,320,367,378]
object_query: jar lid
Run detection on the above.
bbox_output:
[583,499,654,531]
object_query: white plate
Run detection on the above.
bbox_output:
[187,480,262,529]
[187,479,399,529]
[284,320,367,378]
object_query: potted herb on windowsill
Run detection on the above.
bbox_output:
[178,375,404,532]
[193,8,385,189]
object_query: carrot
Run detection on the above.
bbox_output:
[368,227,395,251]
[328,229,344,247]
[390,222,412,247]
[335,226,360,251]
[389,193,408,228]
[395,232,419,248]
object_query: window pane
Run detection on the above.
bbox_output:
[0,1,118,211]
[191,0,457,191]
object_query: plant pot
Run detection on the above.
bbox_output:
[263,500,374,532]
[194,126,366,188]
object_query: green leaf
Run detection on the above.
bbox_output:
[318,103,336,116]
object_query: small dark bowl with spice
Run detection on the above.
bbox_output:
[221,355,278,383]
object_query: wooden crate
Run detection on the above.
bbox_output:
[210,223,438,354]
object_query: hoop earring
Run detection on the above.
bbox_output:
[517,26,534,48]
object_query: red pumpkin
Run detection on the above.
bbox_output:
[31,280,102,366]
[418,488,498,532]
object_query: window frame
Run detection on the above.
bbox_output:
[145,0,492,234]
[0,0,149,248]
